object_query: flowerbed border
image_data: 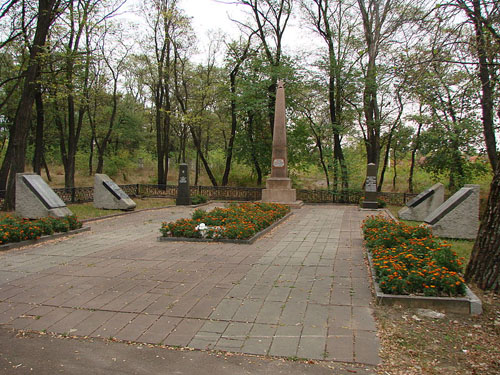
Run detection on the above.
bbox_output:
[0,226,91,251]
[364,219,482,315]
[158,211,293,244]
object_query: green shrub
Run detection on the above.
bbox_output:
[191,195,208,205]
[363,215,466,297]
[0,215,83,245]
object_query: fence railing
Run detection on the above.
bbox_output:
[48,184,418,206]
[0,184,420,206]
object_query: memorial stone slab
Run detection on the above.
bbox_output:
[362,163,378,209]
[398,183,444,221]
[176,163,191,205]
[424,184,479,239]
[93,174,136,210]
[15,173,73,219]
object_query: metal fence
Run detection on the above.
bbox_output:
[48,184,418,205]
[0,184,421,206]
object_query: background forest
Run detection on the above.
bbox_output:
[0,0,498,199]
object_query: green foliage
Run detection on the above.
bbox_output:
[191,195,207,205]
[0,215,82,245]
[160,202,290,240]
[363,216,466,296]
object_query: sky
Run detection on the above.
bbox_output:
[123,0,322,63]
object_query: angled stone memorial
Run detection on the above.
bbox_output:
[261,80,302,208]
[398,183,444,221]
[362,163,378,209]
[94,174,136,210]
[176,163,191,205]
[424,184,479,239]
[16,173,73,219]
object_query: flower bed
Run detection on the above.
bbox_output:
[0,214,83,245]
[160,202,290,240]
[362,215,466,297]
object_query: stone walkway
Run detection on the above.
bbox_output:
[0,204,379,365]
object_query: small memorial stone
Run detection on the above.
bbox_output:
[176,163,191,205]
[398,183,444,221]
[424,184,479,239]
[15,173,73,219]
[362,163,378,209]
[94,174,136,210]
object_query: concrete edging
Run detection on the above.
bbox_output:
[0,226,91,252]
[158,211,293,244]
[366,251,482,315]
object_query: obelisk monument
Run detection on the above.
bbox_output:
[261,81,302,207]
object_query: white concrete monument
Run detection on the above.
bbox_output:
[424,184,479,239]
[15,173,73,219]
[398,183,444,221]
[93,174,136,210]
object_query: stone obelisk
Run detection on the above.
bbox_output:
[261,80,302,207]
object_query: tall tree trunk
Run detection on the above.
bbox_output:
[189,125,217,186]
[4,0,60,209]
[470,0,498,171]
[378,131,393,192]
[33,84,44,175]
[247,113,262,185]
[392,149,397,191]
[465,161,500,292]
[222,80,237,185]
[408,120,423,193]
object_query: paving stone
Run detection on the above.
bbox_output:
[233,299,263,323]
[112,313,158,342]
[91,312,136,339]
[355,330,380,365]
[71,310,115,337]
[138,316,182,344]
[255,301,283,324]
[269,325,302,357]
[164,318,204,347]
[326,332,354,362]
[200,320,229,334]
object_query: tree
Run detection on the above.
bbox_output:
[235,0,293,136]
[3,0,62,209]
[465,160,500,292]
[301,0,359,191]
[222,33,255,186]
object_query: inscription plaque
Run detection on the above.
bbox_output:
[103,181,129,200]
[273,158,285,168]
[23,175,66,209]
[365,175,377,192]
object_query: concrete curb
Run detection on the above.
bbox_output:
[366,251,482,315]
[0,226,91,252]
[158,212,293,244]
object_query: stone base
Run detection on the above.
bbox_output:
[362,201,378,209]
[176,197,192,205]
[94,197,136,211]
[265,177,292,190]
[262,188,296,202]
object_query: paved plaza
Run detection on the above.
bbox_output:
[0,204,379,365]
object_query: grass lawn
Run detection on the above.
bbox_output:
[67,198,175,220]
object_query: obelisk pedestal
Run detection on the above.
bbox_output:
[261,80,302,208]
